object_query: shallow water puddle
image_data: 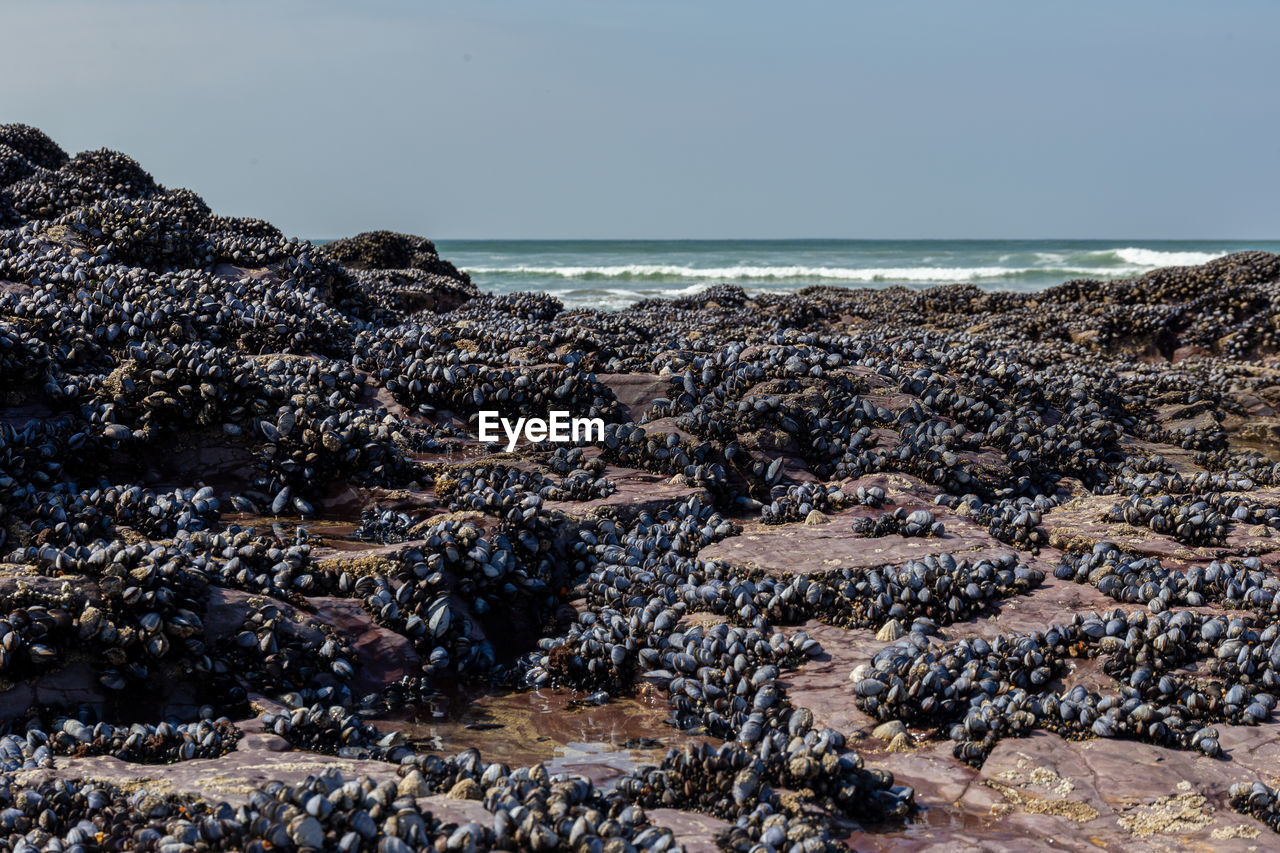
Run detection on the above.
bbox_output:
[384,688,705,784]
[847,804,1023,852]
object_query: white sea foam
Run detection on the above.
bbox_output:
[1107,247,1228,267]
[464,264,1115,282]
[560,283,713,311]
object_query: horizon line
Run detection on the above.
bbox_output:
[311,236,1280,243]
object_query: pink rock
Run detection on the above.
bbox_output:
[1172,344,1210,363]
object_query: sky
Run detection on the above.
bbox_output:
[2,0,1278,240]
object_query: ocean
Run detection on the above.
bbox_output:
[430,239,1280,311]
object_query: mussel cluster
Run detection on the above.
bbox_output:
[938,493,1053,551]
[1054,542,1280,611]
[1105,493,1236,545]
[343,515,565,680]
[354,506,421,544]
[221,600,359,695]
[849,507,943,538]
[0,713,240,771]
[0,770,453,853]
[760,482,849,524]
[617,737,910,830]
[391,748,690,852]
[260,703,414,762]
[598,424,728,491]
[1230,780,1280,834]
[437,464,614,513]
[44,716,240,763]
[799,554,1042,631]
[853,606,1280,766]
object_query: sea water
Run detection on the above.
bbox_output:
[429,239,1280,311]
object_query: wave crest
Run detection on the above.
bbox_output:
[1107,247,1228,267]
[463,263,1116,283]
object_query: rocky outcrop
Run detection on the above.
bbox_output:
[3,124,1280,851]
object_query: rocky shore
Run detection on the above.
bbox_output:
[0,123,1279,850]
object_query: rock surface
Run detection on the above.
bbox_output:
[1,125,1280,851]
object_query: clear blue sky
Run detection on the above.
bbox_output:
[2,1,1278,239]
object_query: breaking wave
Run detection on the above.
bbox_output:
[464,264,1118,283]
